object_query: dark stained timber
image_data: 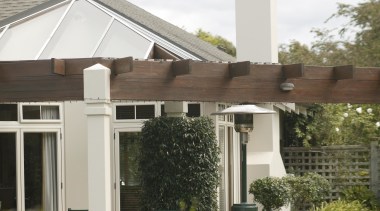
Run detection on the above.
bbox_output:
[1,58,380,103]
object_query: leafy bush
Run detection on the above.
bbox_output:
[341,186,378,210]
[284,173,331,210]
[313,200,370,211]
[249,177,290,211]
[140,116,220,211]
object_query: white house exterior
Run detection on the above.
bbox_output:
[0,0,290,210]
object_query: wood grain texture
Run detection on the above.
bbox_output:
[1,58,380,103]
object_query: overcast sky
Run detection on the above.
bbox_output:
[127,0,365,45]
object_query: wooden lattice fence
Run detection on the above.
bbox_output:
[282,141,380,201]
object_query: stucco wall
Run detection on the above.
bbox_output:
[64,101,88,209]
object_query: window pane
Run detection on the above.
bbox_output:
[187,103,201,117]
[136,105,155,119]
[116,106,135,120]
[95,20,152,58]
[24,133,58,211]
[0,4,68,60]
[39,0,112,58]
[0,133,17,210]
[41,106,60,120]
[0,104,18,121]
[218,104,226,121]
[119,132,141,210]
[23,106,40,119]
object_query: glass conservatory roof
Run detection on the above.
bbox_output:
[0,0,199,61]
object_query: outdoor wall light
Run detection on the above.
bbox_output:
[280,82,295,91]
[212,104,276,211]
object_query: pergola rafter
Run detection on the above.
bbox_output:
[1,57,379,103]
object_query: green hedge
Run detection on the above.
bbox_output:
[140,116,220,211]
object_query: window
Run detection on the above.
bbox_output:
[187,103,201,117]
[21,104,61,122]
[0,131,61,211]
[160,103,201,117]
[0,104,18,121]
[116,105,155,120]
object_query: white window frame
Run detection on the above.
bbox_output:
[113,102,160,123]
[0,101,65,211]
[20,102,63,123]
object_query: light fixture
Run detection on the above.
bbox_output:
[212,104,276,211]
[280,82,295,91]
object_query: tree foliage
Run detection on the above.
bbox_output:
[280,0,380,67]
[285,104,380,147]
[281,0,380,147]
[139,116,220,211]
[195,29,236,57]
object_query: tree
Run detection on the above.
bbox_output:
[139,116,220,211]
[195,29,236,57]
[280,0,380,67]
[281,0,380,147]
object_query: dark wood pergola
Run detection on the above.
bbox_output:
[1,57,379,103]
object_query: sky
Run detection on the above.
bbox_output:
[127,0,365,46]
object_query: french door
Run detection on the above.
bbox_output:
[114,129,142,211]
[0,129,62,211]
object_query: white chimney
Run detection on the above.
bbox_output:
[235,0,278,63]
[235,1,288,210]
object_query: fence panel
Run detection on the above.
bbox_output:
[282,143,377,201]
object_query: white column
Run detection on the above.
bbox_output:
[84,64,112,211]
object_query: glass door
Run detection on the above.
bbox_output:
[22,132,59,211]
[115,130,142,211]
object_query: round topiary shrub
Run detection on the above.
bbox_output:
[249,177,290,211]
[284,172,331,210]
[140,116,220,211]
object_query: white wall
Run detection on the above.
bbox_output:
[64,101,88,209]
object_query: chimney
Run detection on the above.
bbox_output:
[235,0,278,63]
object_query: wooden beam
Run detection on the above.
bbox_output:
[51,58,65,75]
[229,61,250,77]
[334,65,354,80]
[113,57,133,75]
[2,58,380,103]
[282,63,304,78]
[172,59,193,76]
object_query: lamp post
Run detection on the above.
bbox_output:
[212,104,276,211]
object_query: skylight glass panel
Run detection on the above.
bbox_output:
[0,4,68,60]
[94,20,152,59]
[39,0,112,59]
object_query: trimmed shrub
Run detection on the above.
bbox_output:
[284,173,331,210]
[249,177,290,211]
[140,116,220,211]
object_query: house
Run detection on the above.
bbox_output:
[0,0,290,211]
